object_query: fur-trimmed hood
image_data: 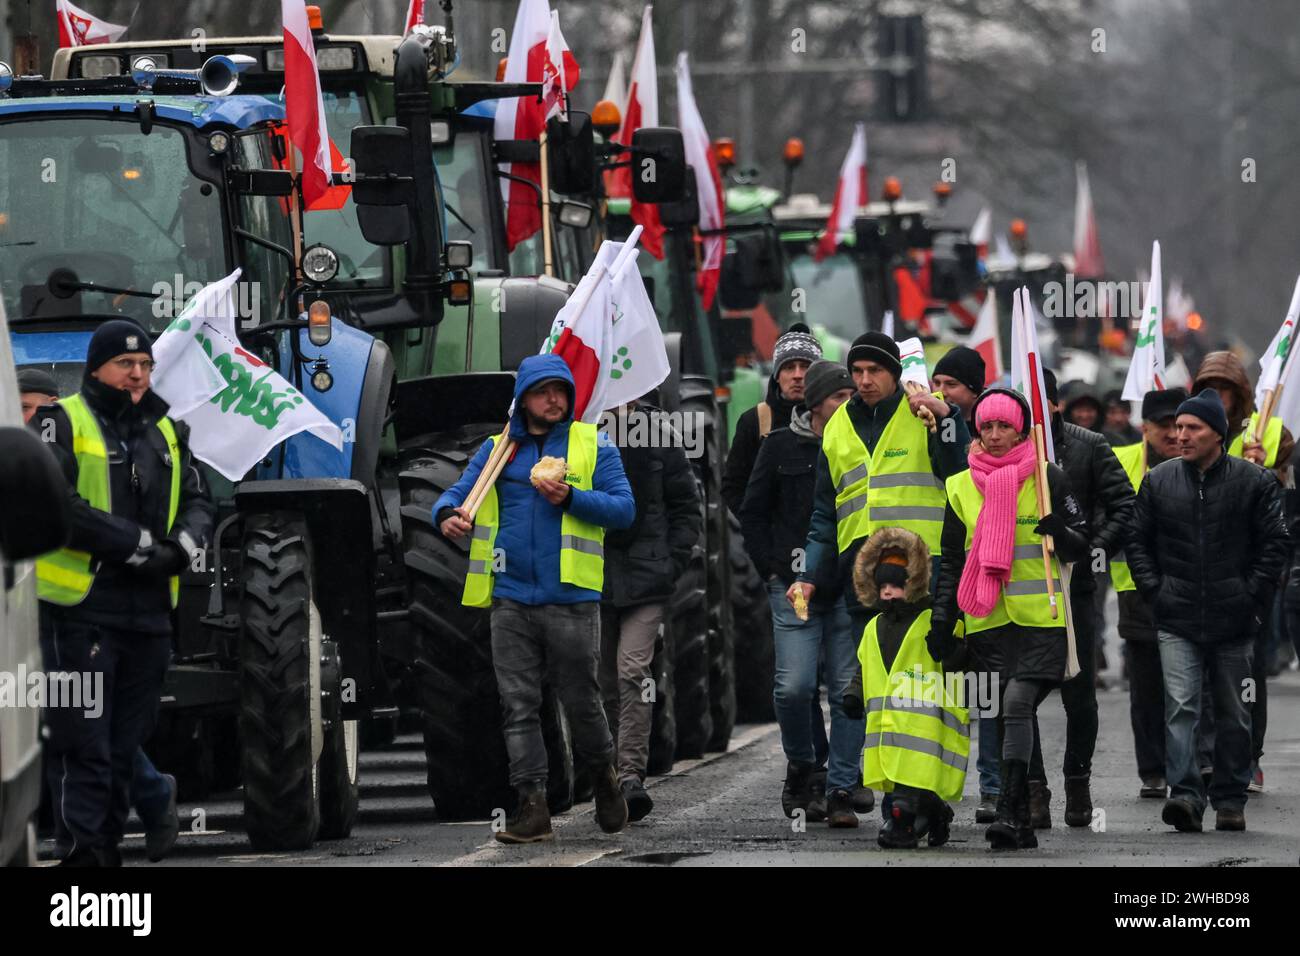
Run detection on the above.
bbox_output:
[853,526,931,607]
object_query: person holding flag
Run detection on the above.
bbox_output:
[929,387,1090,849]
[932,345,987,435]
[1108,387,1187,800]
[1192,351,1287,468]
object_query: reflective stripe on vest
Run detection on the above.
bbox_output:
[1228,413,1283,468]
[823,397,946,554]
[1109,442,1144,593]
[36,393,182,608]
[859,610,969,802]
[461,421,605,608]
[945,469,1063,633]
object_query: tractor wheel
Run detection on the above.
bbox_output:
[645,617,677,776]
[729,513,776,723]
[668,476,711,759]
[398,425,574,819]
[318,639,360,840]
[696,405,735,752]
[237,511,321,851]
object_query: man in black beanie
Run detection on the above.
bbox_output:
[931,346,986,431]
[793,331,969,640]
[1127,388,1288,834]
[29,319,214,866]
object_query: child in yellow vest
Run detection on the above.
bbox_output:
[844,527,967,849]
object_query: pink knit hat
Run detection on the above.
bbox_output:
[974,391,1025,433]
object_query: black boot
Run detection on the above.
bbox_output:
[495,781,554,844]
[592,764,629,833]
[781,760,814,818]
[1028,779,1052,829]
[986,760,1028,850]
[1063,775,1093,827]
[877,799,920,849]
[924,796,955,847]
[806,767,828,823]
[1014,766,1039,849]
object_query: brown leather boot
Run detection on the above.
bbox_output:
[495,781,554,844]
[592,764,629,834]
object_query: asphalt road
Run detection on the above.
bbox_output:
[79,666,1300,867]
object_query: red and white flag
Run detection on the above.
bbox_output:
[403,0,425,34]
[815,122,868,262]
[281,0,336,209]
[540,10,573,121]
[1010,285,1054,464]
[608,6,666,259]
[495,0,580,252]
[1072,160,1104,278]
[602,51,627,111]
[675,52,725,310]
[969,207,992,256]
[56,0,126,47]
[969,289,1003,386]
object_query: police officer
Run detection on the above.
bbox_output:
[31,320,214,866]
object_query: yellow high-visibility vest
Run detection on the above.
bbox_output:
[822,396,947,554]
[462,421,605,608]
[36,393,181,608]
[859,608,969,802]
[1228,413,1283,468]
[945,469,1062,633]
[1108,442,1144,593]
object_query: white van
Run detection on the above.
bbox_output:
[0,298,71,866]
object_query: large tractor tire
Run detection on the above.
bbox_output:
[729,513,776,723]
[645,619,677,775]
[237,511,323,851]
[398,425,574,820]
[694,401,735,752]
[318,640,360,840]
[668,478,711,759]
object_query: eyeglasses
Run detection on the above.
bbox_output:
[111,358,156,372]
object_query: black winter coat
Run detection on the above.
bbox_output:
[601,404,702,608]
[1052,418,1135,592]
[1127,450,1289,645]
[29,377,216,634]
[722,377,796,517]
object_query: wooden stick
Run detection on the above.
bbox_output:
[1140,436,1148,475]
[464,437,514,521]
[460,425,511,514]
[1031,424,1059,619]
[540,128,555,278]
[1253,387,1276,445]
[903,381,938,432]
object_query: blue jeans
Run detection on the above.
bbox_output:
[1157,630,1254,815]
[976,715,1001,795]
[130,749,173,828]
[768,582,864,793]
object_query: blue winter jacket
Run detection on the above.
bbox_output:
[432,354,636,605]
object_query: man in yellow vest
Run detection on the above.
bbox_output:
[792,332,970,637]
[1111,387,1186,800]
[1193,350,1291,468]
[435,354,636,844]
[29,320,214,867]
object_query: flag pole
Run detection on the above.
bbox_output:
[1020,287,1057,619]
[539,126,555,278]
[287,130,305,314]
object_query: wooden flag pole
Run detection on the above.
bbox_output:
[903,381,938,432]
[540,127,555,278]
[1031,422,1059,619]
[461,426,513,518]
[464,435,515,521]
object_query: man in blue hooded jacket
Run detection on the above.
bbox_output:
[435,355,636,843]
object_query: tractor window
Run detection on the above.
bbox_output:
[788,252,869,341]
[433,129,496,274]
[0,117,225,331]
[232,127,296,328]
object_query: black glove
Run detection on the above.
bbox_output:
[134,541,187,578]
[843,692,865,721]
[926,627,956,662]
[1033,511,1067,539]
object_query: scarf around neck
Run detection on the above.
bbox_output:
[957,439,1038,618]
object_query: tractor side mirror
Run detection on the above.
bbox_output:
[546,112,596,195]
[350,125,415,246]
[630,127,686,204]
[658,164,699,228]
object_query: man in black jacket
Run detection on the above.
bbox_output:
[722,324,821,516]
[1127,389,1289,833]
[1026,371,1135,828]
[599,400,701,821]
[740,360,864,826]
[30,320,215,866]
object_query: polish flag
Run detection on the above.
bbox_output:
[969,206,992,258]
[403,0,425,33]
[602,51,628,112]
[56,0,126,47]
[815,122,868,262]
[1073,160,1104,278]
[282,0,335,209]
[495,0,580,252]
[540,11,573,121]
[969,289,1003,386]
[675,52,725,310]
[608,6,666,260]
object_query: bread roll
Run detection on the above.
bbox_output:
[530,455,568,487]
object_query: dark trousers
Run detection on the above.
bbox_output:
[1029,588,1099,781]
[490,598,614,788]
[1124,640,1166,780]
[40,616,171,855]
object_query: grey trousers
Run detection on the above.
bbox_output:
[598,602,665,783]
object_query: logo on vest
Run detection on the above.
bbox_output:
[882,447,908,459]
[1017,516,1039,526]
[563,472,580,485]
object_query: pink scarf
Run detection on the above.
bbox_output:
[957,440,1038,618]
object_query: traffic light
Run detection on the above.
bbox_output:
[875,14,928,122]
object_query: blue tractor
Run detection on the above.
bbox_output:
[0,49,463,849]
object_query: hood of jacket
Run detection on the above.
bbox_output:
[1193,351,1255,426]
[853,526,932,607]
[789,405,817,439]
[509,354,576,440]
